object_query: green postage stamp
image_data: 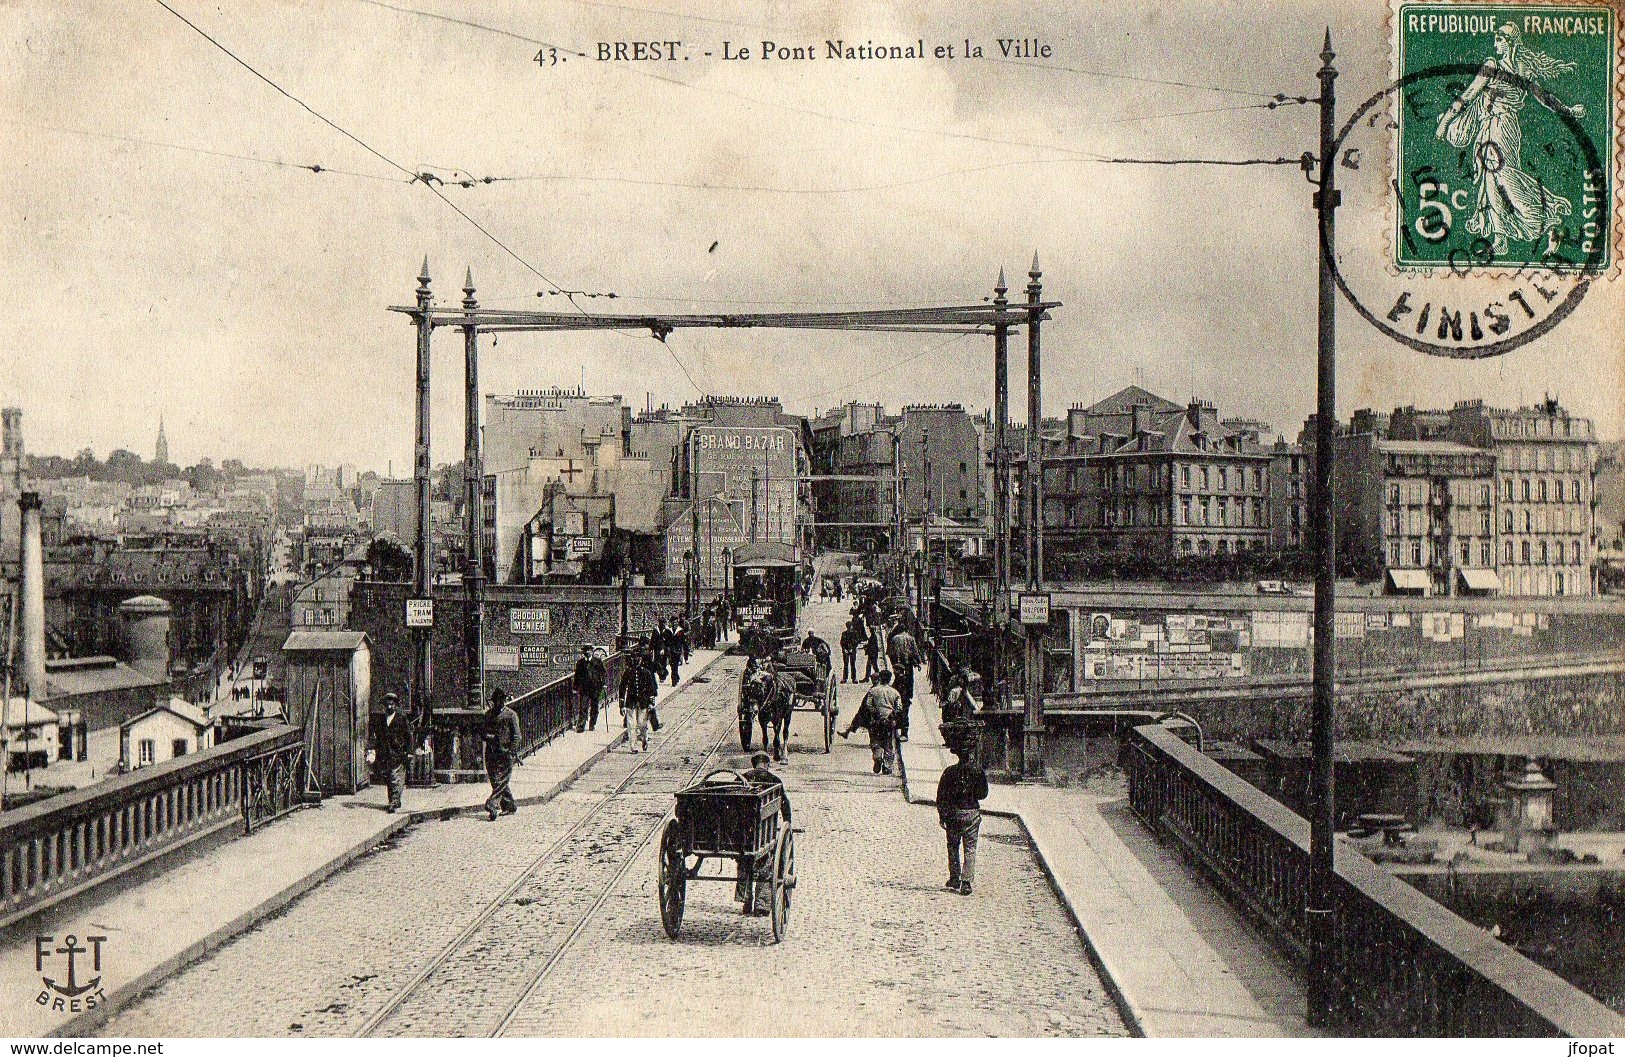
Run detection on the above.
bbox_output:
[1394,2,1618,272]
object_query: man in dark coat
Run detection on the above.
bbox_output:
[839,620,862,683]
[377,692,415,813]
[618,649,659,752]
[887,621,921,741]
[736,751,791,913]
[573,645,606,732]
[937,745,989,894]
[483,688,522,821]
[665,621,683,686]
[650,621,669,673]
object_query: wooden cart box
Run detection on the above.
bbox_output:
[674,779,782,856]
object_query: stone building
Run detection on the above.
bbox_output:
[1038,386,1273,562]
[1334,433,1499,597]
[1446,397,1597,597]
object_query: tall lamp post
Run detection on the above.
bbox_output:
[722,547,733,634]
[1306,29,1341,1029]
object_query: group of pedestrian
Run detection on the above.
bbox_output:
[378,609,733,824]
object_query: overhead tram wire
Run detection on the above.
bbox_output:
[148,0,718,396]
[801,330,977,403]
[147,0,598,306]
[973,53,1277,99]
[0,118,408,183]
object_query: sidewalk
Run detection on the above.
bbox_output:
[3,648,725,1038]
[898,680,1314,1038]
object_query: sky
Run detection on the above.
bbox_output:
[1,0,1619,473]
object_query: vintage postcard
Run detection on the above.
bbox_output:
[1,0,1622,1045]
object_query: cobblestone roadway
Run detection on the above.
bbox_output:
[98,601,1126,1037]
[97,667,738,1038]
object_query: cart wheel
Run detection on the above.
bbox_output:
[769,830,793,943]
[822,685,836,753]
[657,820,685,940]
[783,827,797,902]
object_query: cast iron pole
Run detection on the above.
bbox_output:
[1308,28,1341,1029]
[992,268,1010,704]
[412,259,434,727]
[461,268,485,713]
[1023,253,1045,777]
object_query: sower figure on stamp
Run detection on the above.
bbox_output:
[1434,22,1585,258]
[377,692,414,813]
[937,743,988,895]
[483,688,521,822]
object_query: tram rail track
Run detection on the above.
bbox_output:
[355,663,740,1038]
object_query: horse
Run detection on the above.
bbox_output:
[739,662,794,761]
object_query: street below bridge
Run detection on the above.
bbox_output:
[95,600,1126,1038]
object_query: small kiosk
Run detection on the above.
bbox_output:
[281,631,372,794]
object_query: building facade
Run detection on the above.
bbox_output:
[1269,439,1308,553]
[1334,434,1499,596]
[1446,398,1597,597]
[1038,387,1273,563]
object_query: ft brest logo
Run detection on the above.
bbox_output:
[34,933,108,1013]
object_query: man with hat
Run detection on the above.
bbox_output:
[483,687,522,821]
[618,647,658,753]
[573,644,606,733]
[735,751,791,914]
[377,692,415,813]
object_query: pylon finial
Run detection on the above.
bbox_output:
[1029,251,1041,277]
[419,256,431,282]
[1321,28,1334,63]
[464,266,475,294]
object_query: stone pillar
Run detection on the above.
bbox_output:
[119,595,174,681]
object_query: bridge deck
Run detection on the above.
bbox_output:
[900,659,1316,1036]
[3,652,719,1038]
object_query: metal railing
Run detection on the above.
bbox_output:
[434,652,635,773]
[1,725,308,929]
[506,651,631,758]
[1124,721,1625,1037]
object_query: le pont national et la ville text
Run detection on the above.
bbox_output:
[593,38,1053,62]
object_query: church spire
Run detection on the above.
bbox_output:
[156,415,169,465]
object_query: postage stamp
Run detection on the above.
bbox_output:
[1393,2,1618,272]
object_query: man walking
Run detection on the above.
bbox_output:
[839,619,862,683]
[887,620,921,742]
[666,622,683,686]
[483,688,521,821]
[573,644,606,733]
[936,744,989,894]
[619,648,658,753]
[377,692,414,813]
[840,670,901,775]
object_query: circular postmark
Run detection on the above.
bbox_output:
[1326,61,1608,359]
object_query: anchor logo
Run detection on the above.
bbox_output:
[35,934,106,998]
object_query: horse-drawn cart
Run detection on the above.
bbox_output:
[658,770,797,943]
[779,649,837,753]
[739,650,837,756]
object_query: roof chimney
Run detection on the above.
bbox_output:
[18,492,46,700]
